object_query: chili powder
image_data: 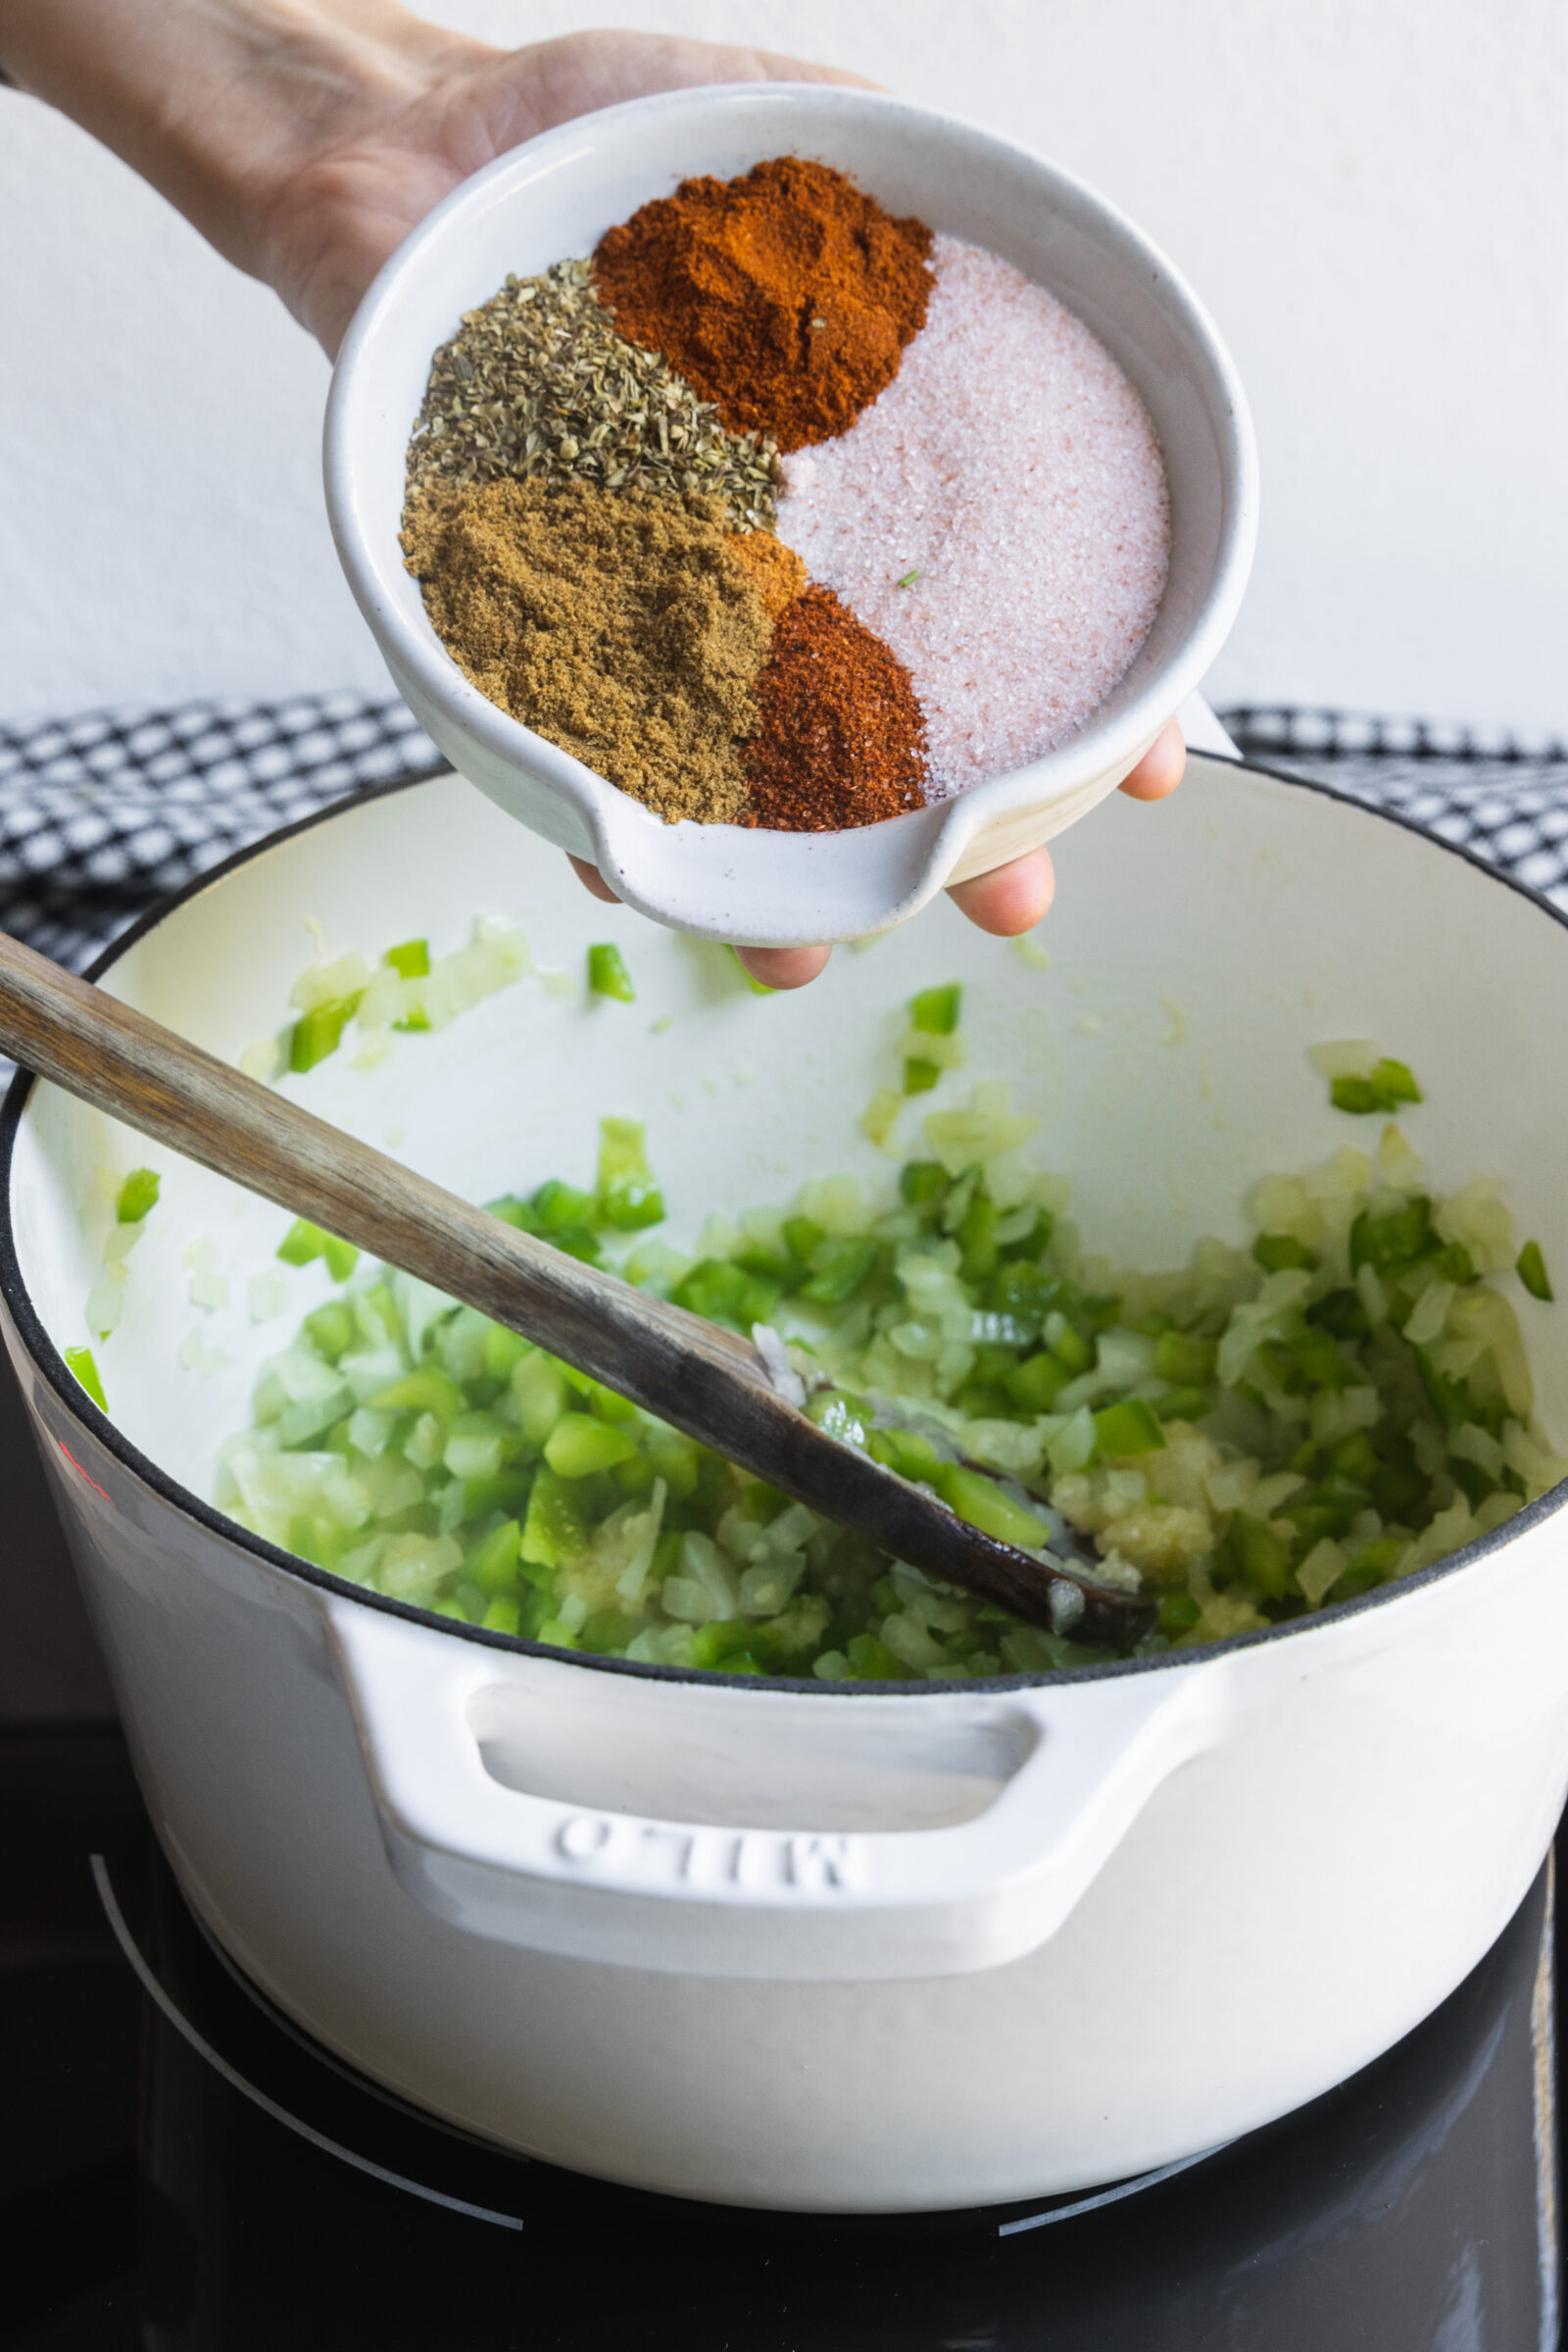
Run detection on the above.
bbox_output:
[743,585,928,831]
[594,158,933,454]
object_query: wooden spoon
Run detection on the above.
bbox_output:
[0,933,1152,1647]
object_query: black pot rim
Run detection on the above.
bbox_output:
[3,752,1565,1698]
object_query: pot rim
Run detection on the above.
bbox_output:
[3,755,1565,1698]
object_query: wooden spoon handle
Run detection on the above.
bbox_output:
[0,929,772,1403]
[0,930,1149,1643]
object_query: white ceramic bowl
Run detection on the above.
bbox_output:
[325,84,1257,950]
[5,758,1567,2212]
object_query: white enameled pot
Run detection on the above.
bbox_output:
[325,85,1256,949]
[3,757,1567,2213]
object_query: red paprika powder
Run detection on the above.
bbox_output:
[742,585,928,831]
[594,158,933,453]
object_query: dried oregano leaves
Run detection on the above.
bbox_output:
[406,258,781,533]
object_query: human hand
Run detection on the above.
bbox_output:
[0,8,867,354]
[255,24,874,356]
[0,1,1184,987]
[245,15,1188,985]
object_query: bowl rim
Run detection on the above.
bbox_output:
[3,753,1563,1700]
[323,81,1259,940]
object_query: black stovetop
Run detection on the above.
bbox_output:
[1,1726,1559,2352]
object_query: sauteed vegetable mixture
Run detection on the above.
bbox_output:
[201,985,1564,1680]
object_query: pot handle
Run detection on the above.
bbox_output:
[329,1600,1226,1982]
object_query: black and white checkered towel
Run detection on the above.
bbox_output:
[1,695,1564,979]
[0,694,441,972]
[1222,708,1568,906]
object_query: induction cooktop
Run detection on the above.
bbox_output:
[2,1725,1558,2352]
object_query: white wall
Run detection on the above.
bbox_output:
[2,0,1564,733]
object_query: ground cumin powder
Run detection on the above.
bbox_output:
[594,158,933,453]
[725,528,808,620]
[743,586,929,831]
[401,479,774,825]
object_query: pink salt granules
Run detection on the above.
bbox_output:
[775,235,1170,798]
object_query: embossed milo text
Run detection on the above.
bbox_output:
[553,1814,867,1893]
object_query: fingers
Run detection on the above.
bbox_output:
[269,27,875,353]
[567,853,622,906]
[734,43,879,88]
[946,845,1056,936]
[567,855,829,990]
[944,723,1181,940]
[514,30,875,126]
[569,734,1179,980]
[1116,716,1186,802]
[734,944,834,991]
